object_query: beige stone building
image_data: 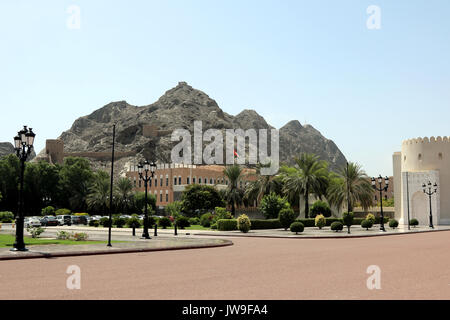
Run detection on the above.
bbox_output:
[393,136,450,226]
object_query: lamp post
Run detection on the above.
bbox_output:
[138,160,156,239]
[42,196,52,207]
[371,175,389,232]
[422,181,438,229]
[11,126,35,252]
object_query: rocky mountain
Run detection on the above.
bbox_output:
[50,82,347,172]
[0,142,14,158]
[0,142,36,160]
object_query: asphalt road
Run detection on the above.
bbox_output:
[1,231,449,300]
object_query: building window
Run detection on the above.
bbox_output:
[187,177,190,184]
[166,176,169,186]
[155,178,157,186]
[160,193,163,202]
[139,179,142,188]
[174,177,177,185]
[160,175,163,187]
[418,153,422,161]
[133,177,136,187]
[439,153,443,160]
[166,192,169,202]
[199,177,202,184]
[179,176,182,185]
[210,178,213,184]
[204,178,207,184]
[193,177,196,184]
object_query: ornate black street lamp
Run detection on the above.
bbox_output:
[42,196,52,207]
[422,181,438,229]
[371,175,389,232]
[11,126,35,251]
[138,160,157,239]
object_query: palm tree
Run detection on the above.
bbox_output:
[86,172,110,215]
[244,162,282,205]
[281,153,329,218]
[115,177,134,214]
[327,162,374,213]
[223,165,244,217]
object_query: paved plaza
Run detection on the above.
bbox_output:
[0,230,449,300]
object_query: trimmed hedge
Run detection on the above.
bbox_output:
[217,219,237,231]
[250,219,282,230]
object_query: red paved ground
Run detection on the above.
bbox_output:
[1,231,449,300]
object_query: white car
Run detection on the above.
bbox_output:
[25,218,41,228]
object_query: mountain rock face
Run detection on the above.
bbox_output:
[54,82,347,172]
[0,142,36,160]
[0,142,14,158]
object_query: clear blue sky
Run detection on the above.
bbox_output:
[1,0,449,176]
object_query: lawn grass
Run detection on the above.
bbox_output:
[0,234,118,248]
[165,225,213,231]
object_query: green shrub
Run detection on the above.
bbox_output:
[409,218,419,227]
[389,219,399,229]
[100,217,112,227]
[126,216,142,229]
[375,217,389,224]
[366,213,376,225]
[279,208,296,230]
[210,223,218,230]
[147,216,157,227]
[55,208,71,216]
[56,230,71,240]
[250,219,282,230]
[158,216,172,229]
[361,219,373,230]
[260,193,290,219]
[330,221,343,232]
[41,206,55,216]
[113,217,126,228]
[200,213,214,228]
[176,216,190,229]
[290,222,304,234]
[310,201,331,218]
[27,226,45,238]
[213,207,232,222]
[0,211,14,223]
[342,212,354,234]
[237,214,251,233]
[217,219,237,231]
[314,214,326,229]
[72,232,89,241]
[89,220,100,227]
[189,217,200,225]
[74,213,90,216]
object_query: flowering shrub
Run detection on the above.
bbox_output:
[366,213,376,225]
[314,214,326,230]
[56,231,71,240]
[237,214,251,233]
[27,226,45,238]
[72,232,89,241]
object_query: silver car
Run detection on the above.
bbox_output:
[26,217,41,228]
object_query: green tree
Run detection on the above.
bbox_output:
[281,153,329,218]
[223,165,244,217]
[181,184,225,217]
[114,177,134,214]
[260,192,290,219]
[327,162,374,213]
[86,171,110,215]
[133,191,157,214]
[59,157,94,212]
[244,162,282,205]
[0,154,20,212]
[165,201,183,218]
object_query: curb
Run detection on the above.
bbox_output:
[0,239,233,261]
[193,228,450,240]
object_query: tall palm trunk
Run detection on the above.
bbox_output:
[231,202,236,218]
[304,187,310,218]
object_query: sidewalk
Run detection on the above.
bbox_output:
[0,237,232,261]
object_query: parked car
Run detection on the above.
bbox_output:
[56,215,72,226]
[25,218,42,228]
[71,215,88,225]
[40,216,58,226]
[91,215,102,221]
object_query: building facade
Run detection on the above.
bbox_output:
[126,163,256,209]
[393,136,450,226]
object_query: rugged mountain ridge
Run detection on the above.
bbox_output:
[0,142,36,160]
[50,82,347,172]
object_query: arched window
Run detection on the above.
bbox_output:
[439,153,443,160]
[174,176,177,185]
[418,153,422,161]
[179,176,182,185]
